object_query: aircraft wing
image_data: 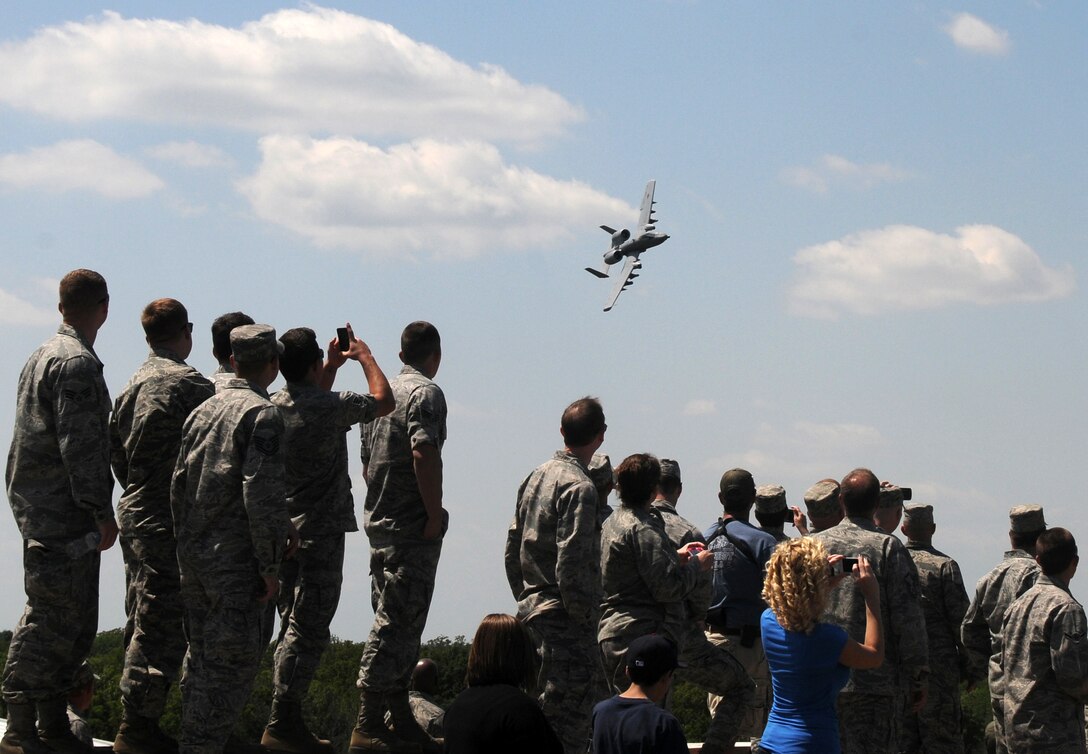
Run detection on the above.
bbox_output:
[603,255,642,312]
[637,179,657,231]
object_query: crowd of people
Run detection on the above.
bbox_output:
[2,268,1086,754]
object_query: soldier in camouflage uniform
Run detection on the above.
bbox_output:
[262,325,393,753]
[208,311,255,391]
[999,527,1088,752]
[650,459,753,754]
[754,485,792,544]
[352,322,447,754]
[900,504,971,754]
[505,397,609,754]
[109,298,215,754]
[383,659,445,739]
[961,505,1045,754]
[2,269,118,754]
[171,324,292,754]
[812,469,928,754]
[803,479,842,534]
[874,482,905,537]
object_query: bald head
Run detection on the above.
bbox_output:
[411,658,439,695]
[840,468,880,518]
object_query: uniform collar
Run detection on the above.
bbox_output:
[57,323,103,366]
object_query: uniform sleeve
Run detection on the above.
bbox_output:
[886,538,929,683]
[405,383,446,451]
[943,560,972,676]
[1051,604,1088,702]
[505,514,525,601]
[108,402,128,488]
[555,482,601,628]
[242,405,289,577]
[961,584,991,684]
[335,390,377,427]
[54,355,114,522]
[633,523,699,605]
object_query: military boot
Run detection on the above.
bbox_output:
[113,710,178,754]
[384,692,441,754]
[346,692,419,754]
[260,698,333,754]
[35,698,92,754]
[0,701,48,754]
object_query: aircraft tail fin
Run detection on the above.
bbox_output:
[585,266,610,278]
[600,225,617,234]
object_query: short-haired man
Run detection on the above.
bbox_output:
[961,504,1047,754]
[172,324,292,754]
[1000,527,1087,752]
[262,325,393,753]
[2,269,118,754]
[754,485,792,543]
[110,298,215,753]
[352,322,447,754]
[209,311,255,390]
[874,483,905,536]
[812,468,928,754]
[703,469,778,745]
[506,397,609,754]
[591,634,688,754]
[803,479,842,534]
[651,460,753,754]
[900,504,971,754]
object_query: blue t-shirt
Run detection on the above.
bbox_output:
[703,518,778,627]
[591,695,688,754]
[759,608,850,754]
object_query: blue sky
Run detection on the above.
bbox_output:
[0,2,1085,642]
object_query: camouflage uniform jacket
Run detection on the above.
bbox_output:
[505,450,602,629]
[598,504,701,644]
[961,549,1040,692]
[110,347,214,536]
[1000,574,1088,753]
[210,364,236,392]
[814,516,929,695]
[171,378,288,579]
[651,499,712,623]
[905,540,970,679]
[761,527,790,544]
[6,324,114,539]
[360,365,446,539]
[272,382,377,537]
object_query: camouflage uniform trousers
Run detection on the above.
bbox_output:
[706,629,770,742]
[119,531,186,718]
[178,569,272,754]
[836,691,898,754]
[2,540,100,703]
[674,623,754,753]
[900,667,964,754]
[357,535,442,693]
[526,611,607,754]
[272,533,345,702]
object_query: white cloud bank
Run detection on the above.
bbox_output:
[944,13,1011,56]
[0,7,582,143]
[789,225,1074,318]
[0,140,163,199]
[237,136,632,258]
[0,288,56,327]
[781,154,912,194]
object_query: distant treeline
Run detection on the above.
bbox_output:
[0,630,992,752]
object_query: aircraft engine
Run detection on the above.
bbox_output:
[611,228,631,246]
[604,247,625,265]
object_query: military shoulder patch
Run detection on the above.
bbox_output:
[252,432,281,456]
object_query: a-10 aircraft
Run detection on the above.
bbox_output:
[585,179,669,311]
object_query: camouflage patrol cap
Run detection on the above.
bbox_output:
[804,479,840,518]
[903,504,933,526]
[659,458,681,483]
[1009,504,1046,533]
[231,324,284,365]
[878,484,904,509]
[587,453,614,490]
[71,661,98,691]
[755,485,787,514]
[719,468,756,503]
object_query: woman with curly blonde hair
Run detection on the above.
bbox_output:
[755,538,884,753]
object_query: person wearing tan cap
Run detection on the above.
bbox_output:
[803,479,842,534]
[961,504,1047,754]
[900,504,971,754]
[754,485,791,544]
[873,483,905,537]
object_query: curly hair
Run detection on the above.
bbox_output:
[762,537,832,634]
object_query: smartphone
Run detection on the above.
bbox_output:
[831,556,861,576]
[336,327,350,352]
[901,487,913,501]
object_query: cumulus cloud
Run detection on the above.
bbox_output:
[0,140,163,199]
[789,225,1074,318]
[943,13,1011,56]
[781,154,913,194]
[236,135,632,258]
[0,7,582,143]
[145,141,233,168]
[0,288,56,326]
[683,399,717,416]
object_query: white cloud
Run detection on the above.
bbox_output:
[0,288,56,327]
[236,135,632,259]
[944,13,1011,56]
[781,154,912,194]
[0,140,163,199]
[789,225,1074,318]
[145,141,233,168]
[683,399,717,416]
[0,7,582,143]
